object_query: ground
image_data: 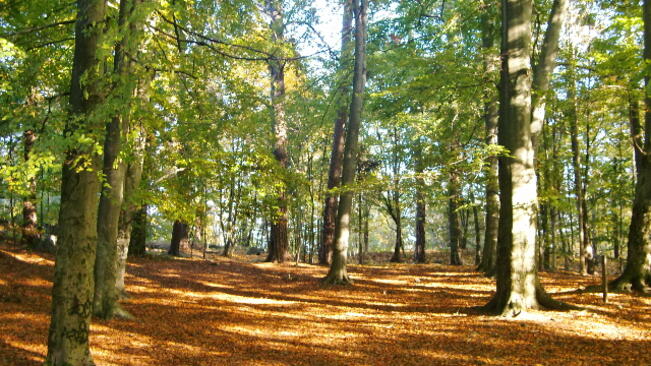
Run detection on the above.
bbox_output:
[1,243,650,366]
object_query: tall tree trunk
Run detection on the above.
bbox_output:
[414,142,426,264]
[115,126,146,298]
[484,0,570,316]
[448,170,463,266]
[169,220,188,257]
[566,51,592,276]
[390,208,403,263]
[323,0,367,285]
[46,0,106,363]
[22,129,39,248]
[471,191,482,266]
[479,7,499,276]
[265,0,291,263]
[610,0,651,292]
[530,0,568,140]
[320,0,354,266]
[94,0,144,319]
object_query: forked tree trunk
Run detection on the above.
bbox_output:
[610,0,651,292]
[46,0,106,363]
[323,0,367,285]
[320,0,353,266]
[115,126,146,297]
[484,0,571,316]
[94,0,144,319]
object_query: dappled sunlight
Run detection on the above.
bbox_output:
[1,243,650,365]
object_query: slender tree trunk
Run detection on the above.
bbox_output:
[484,0,571,316]
[414,143,427,263]
[479,7,499,276]
[448,169,463,266]
[22,129,39,248]
[321,0,354,266]
[566,52,591,275]
[323,0,367,285]
[390,209,403,263]
[471,192,482,266]
[530,0,568,140]
[610,0,651,292]
[46,0,106,363]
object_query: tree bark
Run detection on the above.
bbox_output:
[169,220,188,257]
[414,142,426,264]
[566,50,592,276]
[128,205,147,256]
[448,169,463,266]
[471,191,482,266]
[478,7,499,276]
[484,0,570,316]
[320,0,354,266]
[22,129,39,248]
[265,0,291,263]
[46,0,106,363]
[115,126,146,297]
[610,0,651,292]
[323,0,367,285]
[94,0,144,319]
[530,0,568,139]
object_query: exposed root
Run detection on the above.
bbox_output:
[321,273,353,286]
[536,288,581,311]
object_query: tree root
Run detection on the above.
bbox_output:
[321,273,353,286]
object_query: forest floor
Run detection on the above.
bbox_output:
[1,243,650,366]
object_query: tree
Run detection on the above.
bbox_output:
[323,0,368,285]
[93,0,145,320]
[610,0,651,292]
[320,0,353,266]
[265,0,291,263]
[46,0,107,363]
[483,0,572,316]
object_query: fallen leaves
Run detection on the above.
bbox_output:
[1,243,650,365]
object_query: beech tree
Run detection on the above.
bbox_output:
[46,0,107,363]
[323,0,368,285]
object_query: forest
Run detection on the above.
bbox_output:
[0,0,650,365]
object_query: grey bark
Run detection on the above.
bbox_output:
[484,0,571,316]
[321,0,353,266]
[478,7,499,276]
[323,0,368,285]
[94,0,144,319]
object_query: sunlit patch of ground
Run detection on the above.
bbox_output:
[1,243,650,365]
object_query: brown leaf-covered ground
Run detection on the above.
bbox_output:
[1,243,650,366]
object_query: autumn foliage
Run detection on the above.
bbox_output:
[1,243,650,366]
